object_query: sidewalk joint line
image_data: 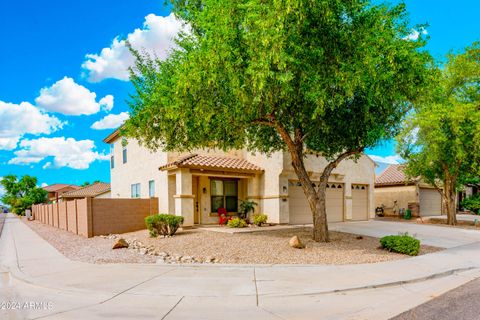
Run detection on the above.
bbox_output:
[161,296,184,320]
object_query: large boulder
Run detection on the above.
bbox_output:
[112,238,129,249]
[289,236,305,249]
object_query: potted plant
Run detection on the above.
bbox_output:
[238,200,257,221]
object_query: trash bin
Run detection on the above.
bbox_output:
[404,208,412,220]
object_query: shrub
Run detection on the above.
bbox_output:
[227,217,247,228]
[145,214,184,237]
[461,194,480,214]
[380,233,420,256]
[252,213,268,226]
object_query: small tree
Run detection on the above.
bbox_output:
[126,0,431,241]
[0,175,47,215]
[397,43,480,225]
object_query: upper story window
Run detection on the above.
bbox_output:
[110,155,115,169]
[122,138,128,164]
[149,180,155,197]
[211,179,238,213]
[131,183,141,198]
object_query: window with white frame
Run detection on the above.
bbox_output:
[149,180,155,197]
[131,183,141,198]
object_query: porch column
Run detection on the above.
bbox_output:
[174,168,195,227]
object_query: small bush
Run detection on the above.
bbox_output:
[461,194,480,214]
[227,217,247,228]
[252,213,268,226]
[380,233,420,256]
[145,214,184,237]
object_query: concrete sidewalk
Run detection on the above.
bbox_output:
[2,213,480,319]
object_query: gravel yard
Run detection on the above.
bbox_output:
[23,218,440,265]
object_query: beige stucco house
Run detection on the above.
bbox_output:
[104,129,376,227]
[375,164,443,217]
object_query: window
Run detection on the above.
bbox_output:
[122,147,127,164]
[210,179,238,213]
[131,183,141,198]
[149,180,155,197]
[110,155,115,169]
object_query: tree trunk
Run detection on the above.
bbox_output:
[442,177,457,225]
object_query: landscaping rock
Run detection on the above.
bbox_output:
[289,236,305,249]
[138,248,148,255]
[112,238,129,249]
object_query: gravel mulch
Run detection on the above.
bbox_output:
[22,218,441,265]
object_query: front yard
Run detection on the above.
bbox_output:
[23,218,440,265]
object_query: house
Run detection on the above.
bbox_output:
[458,181,480,211]
[61,182,111,200]
[104,129,376,227]
[42,184,81,203]
[375,164,443,217]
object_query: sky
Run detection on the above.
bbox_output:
[0,0,479,192]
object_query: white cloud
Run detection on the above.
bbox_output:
[82,13,184,82]
[403,28,428,41]
[0,100,64,150]
[40,182,48,187]
[368,154,403,165]
[35,77,114,115]
[91,112,129,130]
[99,95,114,112]
[8,137,109,170]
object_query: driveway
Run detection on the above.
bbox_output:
[330,220,480,248]
[2,213,480,319]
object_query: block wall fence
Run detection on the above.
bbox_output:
[32,198,158,237]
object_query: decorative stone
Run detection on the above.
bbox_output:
[289,236,305,249]
[138,248,148,255]
[112,238,129,249]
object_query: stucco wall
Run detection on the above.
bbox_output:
[374,185,418,215]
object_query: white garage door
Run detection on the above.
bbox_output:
[419,188,442,216]
[352,184,368,221]
[289,182,344,224]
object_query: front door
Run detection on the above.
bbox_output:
[193,177,200,224]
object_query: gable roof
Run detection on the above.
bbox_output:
[375,164,416,186]
[61,182,111,198]
[159,154,264,174]
[103,128,121,144]
[42,184,81,192]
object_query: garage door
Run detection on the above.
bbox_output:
[352,184,368,221]
[289,182,344,224]
[419,188,442,216]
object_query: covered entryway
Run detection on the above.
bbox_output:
[419,188,442,216]
[352,184,369,221]
[289,182,344,224]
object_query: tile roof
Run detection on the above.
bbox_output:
[159,154,264,173]
[375,164,416,186]
[62,182,111,198]
[42,184,81,192]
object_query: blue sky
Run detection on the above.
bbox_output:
[0,0,478,189]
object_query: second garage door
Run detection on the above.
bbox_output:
[289,182,344,224]
[352,184,369,221]
[419,188,442,216]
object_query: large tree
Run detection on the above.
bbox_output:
[126,0,431,241]
[0,175,47,215]
[397,43,480,225]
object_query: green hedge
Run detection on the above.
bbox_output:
[145,214,184,237]
[380,233,420,256]
[461,194,480,214]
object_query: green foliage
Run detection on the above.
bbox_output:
[252,213,268,226]
[145,214,185,237]
[396,42,480,223]
[126,0,430,158]
[227,217,247,228]
[0,175,47,215]
[462,194,480,214]
[238,200,257,220]
[81,180,101,187]
[380,233,420,256]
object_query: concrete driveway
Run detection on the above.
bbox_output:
[330,220,480,248]
[2,213,480,319]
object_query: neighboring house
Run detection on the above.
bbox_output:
[42,184,81,203]
[61,182,111,200]
[375,164,443,217]
[104,129,376,227]
[458,182,480,211]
